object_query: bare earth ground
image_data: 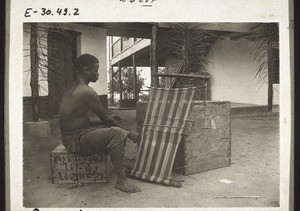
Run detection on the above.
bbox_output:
[23,110,279,208]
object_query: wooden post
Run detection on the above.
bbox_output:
[120,37,123,51]
[30,23,40,121]
[111,36,114,58]
[118,62,123,101]
[150,24,159,87]
[132,54,138,100]
[267,47,273,112]
[110,66,114,105]
[108,36,111,61]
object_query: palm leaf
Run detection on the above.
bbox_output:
[246,23,279,88]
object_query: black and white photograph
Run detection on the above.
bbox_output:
[6,0,293,210]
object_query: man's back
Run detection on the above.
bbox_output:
[59,81,93,135]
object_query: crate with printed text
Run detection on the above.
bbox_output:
[50,144,111,184]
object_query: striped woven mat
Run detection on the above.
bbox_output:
[130,87,195,186]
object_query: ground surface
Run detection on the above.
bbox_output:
[23,110,279,208]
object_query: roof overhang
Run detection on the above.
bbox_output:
[76,22,263,67]
[77,22,154,38]
[77,22,261,41]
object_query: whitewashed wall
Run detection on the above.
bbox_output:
[23,23,108,97]
[207,37,279,105]
[23,29,32,97]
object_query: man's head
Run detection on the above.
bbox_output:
[75,54,99,83]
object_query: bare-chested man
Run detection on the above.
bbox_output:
[58,54,141,193]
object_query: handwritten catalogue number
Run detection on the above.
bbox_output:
[25,8,79,17]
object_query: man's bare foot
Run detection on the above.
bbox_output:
[115,178,141,193]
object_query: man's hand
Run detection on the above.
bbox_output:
[112,115,122,122]
[89,113,103,126]
[111,116,141,142]
[106,117,122,128]
[128,130,141,143]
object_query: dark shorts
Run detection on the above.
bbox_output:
[61,127,129,156]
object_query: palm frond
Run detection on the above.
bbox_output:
[246,23,279,89]
[160,23,217,74]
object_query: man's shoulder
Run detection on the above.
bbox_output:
[75,84,96,94]
[64,84,94,101]
[75,84,98,100]
[85,85,98,95]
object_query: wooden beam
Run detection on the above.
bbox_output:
[150,24,159,87]
[120,37,123,51]
[104,23,152,38]
[132,54,138,100]
[30,23,40,121]
[110,39,151,66]
[118,62,123,101]
[77,22,152,38]
[158,23,259,33]
[112,68,119,77]
[227,32,252,41]
[106,28,151,39]
[152,73,210,80]
[267,47,273,112]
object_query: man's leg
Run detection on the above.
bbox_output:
[109,141,140,193]
[79,127,141,193]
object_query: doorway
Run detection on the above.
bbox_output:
[47,29,81,115]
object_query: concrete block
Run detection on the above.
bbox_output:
[50,144,111,184]
[24,121,51,137]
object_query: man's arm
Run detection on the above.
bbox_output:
[84,88,141,142]
[88,110,103,126]
[84,88,123,128]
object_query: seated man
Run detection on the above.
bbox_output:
[58,54,141,193]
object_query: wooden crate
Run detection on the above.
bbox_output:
[50,144,111,184]
[173,101,231,175]
[136,101,231,176]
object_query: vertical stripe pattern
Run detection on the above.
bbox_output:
[130,87,195,186]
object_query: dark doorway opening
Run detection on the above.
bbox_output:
[47,29,81,115]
